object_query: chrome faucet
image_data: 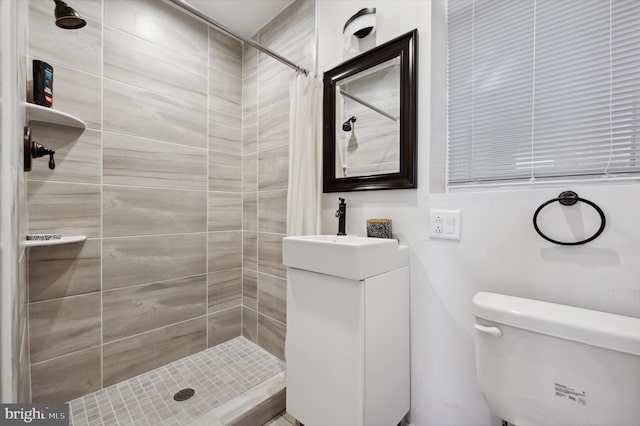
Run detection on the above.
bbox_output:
[335,197,346,235]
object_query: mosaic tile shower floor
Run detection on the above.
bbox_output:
[68,337,286,426]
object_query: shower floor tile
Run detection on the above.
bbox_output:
[68,337,286,426]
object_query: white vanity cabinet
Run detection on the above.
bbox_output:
[283,235,410,426]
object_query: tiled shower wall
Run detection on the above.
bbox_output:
[26,0,244,402]
[241,0,316,359]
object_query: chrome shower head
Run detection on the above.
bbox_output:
[342,116,357,132]
[54,0,86,29]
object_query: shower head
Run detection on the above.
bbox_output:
[342,116,357,132]
[54,0,86,30]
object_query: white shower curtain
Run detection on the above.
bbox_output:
[287,73,323,236]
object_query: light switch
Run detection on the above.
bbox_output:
[430,210,461,240]
[445,216,455,234]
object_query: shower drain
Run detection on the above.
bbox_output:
[173,388,195,402]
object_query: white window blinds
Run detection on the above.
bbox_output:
[446,0,640,185]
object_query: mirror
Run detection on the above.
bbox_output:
[323,29,417,192]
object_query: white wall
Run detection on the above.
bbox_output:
[317,1,640,425]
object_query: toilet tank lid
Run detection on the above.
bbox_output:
[473,292,640,357]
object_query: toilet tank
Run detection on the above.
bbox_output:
[473,292,640,426]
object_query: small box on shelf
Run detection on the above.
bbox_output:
[367,219,392,239]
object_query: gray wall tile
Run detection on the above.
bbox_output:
[209,70,242,116]
[257,59,292,110]
[242,307,257,343]
[28,181,101,238]
[258,99,290,151]
[29,2,102,75]
[104,26,207,107]
[29,126,101,184]
[209,151,242,192]
[29,292,101,363]
[103,233,207,290]
[243,192,257,231]
[258,233,286,279]
[243,122,258,154]
[29,239,101,302]
[209,121,242,155]
[208,268,242,312]
[244,111,257,128]
[208,192,242,232]
[210,29,242,76]
[103,132,207,191]
[208,231,242,272]
[210,110,242,131]
[208,307,241,347]
[258,190,287,234]
[243,73,257,116]
[103,275,207,342]
[258,273,286,324]
[103,317,206,386]
[243,45,258,78]
[104,79,207,149]
[243,231,257,272]
[258,314,285,360]
[242,268,257,310]
[31,347,101,403]
[103,185,206,237]
[243,154,257,192]
[68,0,103,23]
[104,0,208,63]
[258,146,289,191]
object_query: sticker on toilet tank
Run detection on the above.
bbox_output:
[555,383,586,406]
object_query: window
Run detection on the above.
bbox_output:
[446,0,640,186]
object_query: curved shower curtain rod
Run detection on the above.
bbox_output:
[166,0,310,76]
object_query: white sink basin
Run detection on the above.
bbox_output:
[282,235,409,280]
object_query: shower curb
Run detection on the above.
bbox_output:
[191,371,286,426]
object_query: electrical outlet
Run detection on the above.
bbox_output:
[433,213,443,234]
[430,210,461,240]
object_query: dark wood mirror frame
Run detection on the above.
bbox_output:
[323,29,417,192]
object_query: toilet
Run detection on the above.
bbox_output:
[472,292,640,426]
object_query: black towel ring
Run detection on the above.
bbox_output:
[532,191,606,246]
